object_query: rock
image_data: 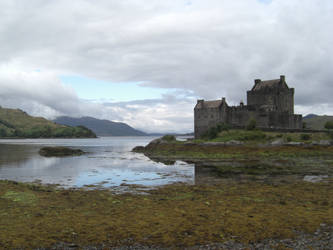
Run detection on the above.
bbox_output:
[200,142,226,146]
[271,139,284,146]
[286,141,304,146]
[303,175,328,183]
[184,142,196,146]
[132,146,145,152]
[319,140,330,146]
[225,140,244,146]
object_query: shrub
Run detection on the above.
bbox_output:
[202,127,218,140]
[329,131,333,140]
[302,122,307,129]
[216,123,231,132]
[161,135,176,142]
[286,136,292,142]
[300,134,311,141]
[246,119,256,130]
[208,127,218,139]
[324,121,333,130]
[241,130,266,141]
[0,128,7,137]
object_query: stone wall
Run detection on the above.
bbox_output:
[194,107,222,138]
[247,88,294,113]
[195,107,302,138]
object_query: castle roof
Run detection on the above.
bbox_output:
[195,99,225,109]
[251,76,289,91]
[252,79,282,91]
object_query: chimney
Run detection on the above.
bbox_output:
[222,97,226,103]
[254,79,261,85]
[280,75,285,83]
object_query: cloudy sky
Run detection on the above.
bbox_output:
[0,0,332,133]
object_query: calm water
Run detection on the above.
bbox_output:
[0,137,194,188]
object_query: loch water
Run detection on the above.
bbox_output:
[0,137,195,188]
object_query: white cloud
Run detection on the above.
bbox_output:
[0,0,332,133]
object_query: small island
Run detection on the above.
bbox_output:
[39,146,86,157]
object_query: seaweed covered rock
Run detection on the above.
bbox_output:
[132,146,145,153]
[39,146,85,157]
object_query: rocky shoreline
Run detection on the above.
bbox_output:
[37,223,333,249]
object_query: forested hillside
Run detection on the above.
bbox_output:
[0,107,96,138]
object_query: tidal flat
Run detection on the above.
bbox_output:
[0,179,332,249]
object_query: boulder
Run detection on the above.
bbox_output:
[285,142,304,146]
[225,140,244,146]
[270,139,284,146]
[200,142,226,146]
[319,140,331,146]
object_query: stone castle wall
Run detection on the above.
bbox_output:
[194,76,303,138]
[247,88,294,113]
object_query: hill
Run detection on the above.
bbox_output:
[303,115,333,130]
[303,114,318,119]
[0,107,96,138]
[54,116,147,136]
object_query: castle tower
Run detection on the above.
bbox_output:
[247,75,294,114]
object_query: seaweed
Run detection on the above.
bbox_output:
[0,180,331,248]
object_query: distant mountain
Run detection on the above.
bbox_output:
[303,114,318,119]
[303,115,333,130]
[54,116,147,136]
[0,107,96,138]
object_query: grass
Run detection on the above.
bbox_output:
[199,129,331,144]
[142,142,333,160]
[212,129,267,143]
[0,180,332,248]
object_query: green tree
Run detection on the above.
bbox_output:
[217,123,231,132]
[300,134,311,141]
[302,122,307,129]
[0,128,7,137]
[246,119,256,130]
[324,121,333,130]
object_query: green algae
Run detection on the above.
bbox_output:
[2,190,37,205]
[0,180,332,248]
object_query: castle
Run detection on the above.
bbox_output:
[194,75,303,138]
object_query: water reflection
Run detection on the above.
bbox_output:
[1,137,327,189]
[0,144,40,165]
[0,137,195,188]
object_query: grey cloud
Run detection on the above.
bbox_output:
[0,0,332,133]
